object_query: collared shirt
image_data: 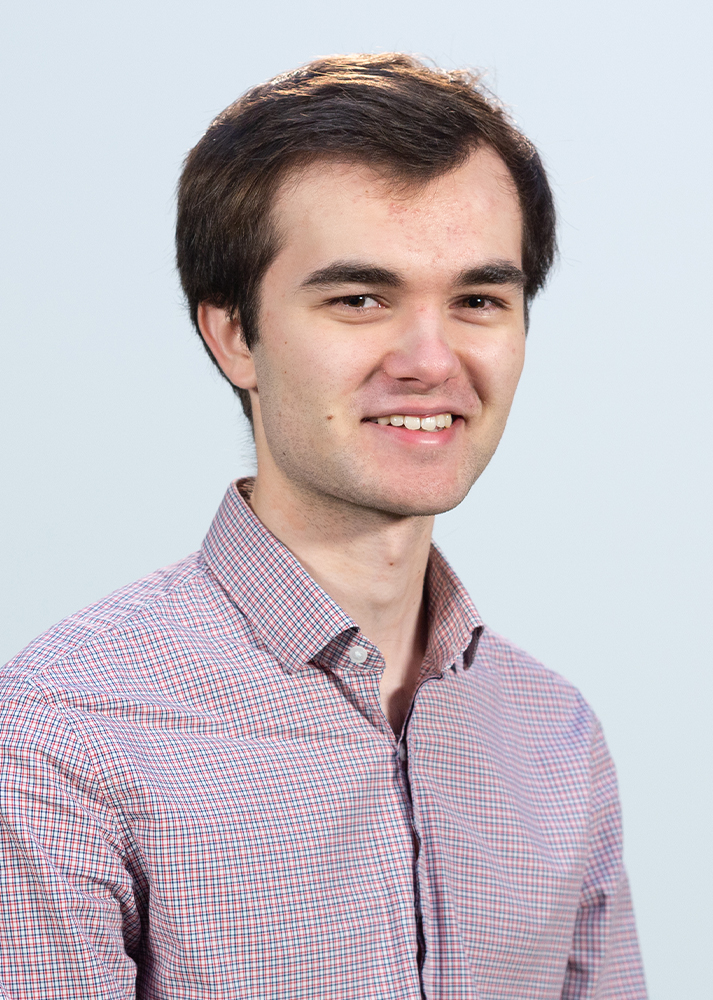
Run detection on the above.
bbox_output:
[0,481,646,999]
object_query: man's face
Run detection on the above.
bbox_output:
[246,147,526,517]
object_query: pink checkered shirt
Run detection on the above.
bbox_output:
[0,481,646,999]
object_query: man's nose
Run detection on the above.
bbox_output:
[381,308,461,391]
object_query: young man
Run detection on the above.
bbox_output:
[0,55,646,998]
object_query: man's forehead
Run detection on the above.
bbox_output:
[268,149,524,280]
[272,147,520,218]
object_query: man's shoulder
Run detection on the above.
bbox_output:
[1,551,221,686]
[473,625,593,725]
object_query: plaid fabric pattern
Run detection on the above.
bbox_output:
[0,481,646,999]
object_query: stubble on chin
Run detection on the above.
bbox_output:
[271,441,488,522]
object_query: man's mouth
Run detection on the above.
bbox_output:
[367,413,454,432]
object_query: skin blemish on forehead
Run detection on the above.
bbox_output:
[387,198,412,216]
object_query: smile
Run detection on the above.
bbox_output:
[368,413,454,432]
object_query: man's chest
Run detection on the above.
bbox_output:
[72,659,592,999]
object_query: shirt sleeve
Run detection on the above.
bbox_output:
[0,682,142,999]
[561,718,647,999]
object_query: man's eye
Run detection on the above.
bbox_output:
[463,295,489,309]
[337,295,380,309]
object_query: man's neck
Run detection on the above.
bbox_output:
[249,473,434,735]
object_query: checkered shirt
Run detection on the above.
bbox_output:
[0,481,646,999]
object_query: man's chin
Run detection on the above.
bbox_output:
[270,453,480,520]
[330,480,473,519]
[369,496,468,518]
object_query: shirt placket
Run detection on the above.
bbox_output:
[399,666,450,994]
[317,633,445,997]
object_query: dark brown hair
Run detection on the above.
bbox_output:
[176,53,557,422]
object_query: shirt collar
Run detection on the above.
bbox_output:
[201,480,483,674]
[424,543,484,672]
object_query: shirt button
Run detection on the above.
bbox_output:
[348,645,368,664]
[398,743,407,761]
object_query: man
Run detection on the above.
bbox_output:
[0,54,646,998]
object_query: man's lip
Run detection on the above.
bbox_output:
[361,410,463,420]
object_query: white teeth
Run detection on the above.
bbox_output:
[371,413,454,431]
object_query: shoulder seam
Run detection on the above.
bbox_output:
[0,678,132,856]
[10,557,207,678]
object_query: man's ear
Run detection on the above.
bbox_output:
[197,303,257,390]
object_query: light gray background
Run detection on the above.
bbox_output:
[2,1,711,995]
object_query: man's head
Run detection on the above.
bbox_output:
[176,54,556,517]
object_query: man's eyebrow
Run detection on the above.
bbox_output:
[299,260,526,292]
[299,262,406,289]
[455,262,526,289]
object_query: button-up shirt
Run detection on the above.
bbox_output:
[0,482,646,999]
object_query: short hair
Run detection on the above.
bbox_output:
[176,53,557,423]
